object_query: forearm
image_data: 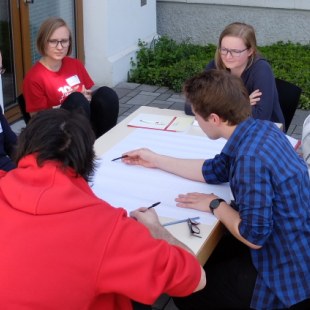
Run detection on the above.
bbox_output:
[154,155,206,182]
[213,202,261,249]
[148,223,195,255]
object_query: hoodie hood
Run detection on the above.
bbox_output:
[0,154,101,215]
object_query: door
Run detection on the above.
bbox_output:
[1,0,83,121]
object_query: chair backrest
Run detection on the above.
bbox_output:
[275,78,302,132]
[17,94,31,124]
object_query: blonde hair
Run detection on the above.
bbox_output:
[215,22,258,70]
[36,17,72,56]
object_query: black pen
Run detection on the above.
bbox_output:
[147,201,161,209]
[111,155,128,162]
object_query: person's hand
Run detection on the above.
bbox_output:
[130,207,161,229]
[249,89,262,106]
[175,192,220,213]
[122,148,160,168]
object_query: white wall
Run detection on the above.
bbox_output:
[83,0,157,87]
[157,0,310,46]
[158,0,310,10]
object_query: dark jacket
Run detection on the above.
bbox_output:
[0,106,17,171]
[206,57,285,125]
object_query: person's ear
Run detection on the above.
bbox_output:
[209,113,221,124]
[247,48,254,57]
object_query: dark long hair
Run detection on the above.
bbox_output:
[14,109,96,181]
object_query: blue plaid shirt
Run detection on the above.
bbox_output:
[202,118,310,309]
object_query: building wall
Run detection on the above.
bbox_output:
[83,0,157,87]
[157,0,310,45]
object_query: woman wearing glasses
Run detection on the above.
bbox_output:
[23,17,119,138]
[185,22,285,126]
[0,50,17,171]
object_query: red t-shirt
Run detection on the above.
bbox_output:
[0,155,202,309]
[23,57,94,112]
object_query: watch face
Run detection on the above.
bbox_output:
[210,199,220,209]
[210,199,225,214]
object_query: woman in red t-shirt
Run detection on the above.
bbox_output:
[23,17,119,138]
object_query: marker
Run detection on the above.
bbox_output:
[111,155,128,162]
[147,202,161,209]
[142,202,161,212]
[162,217,200,227]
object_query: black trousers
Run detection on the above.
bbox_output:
[174,233,257,310]
[61,86,119,138]
[174,233,310,310]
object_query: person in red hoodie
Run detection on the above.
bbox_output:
[0,108,205,310]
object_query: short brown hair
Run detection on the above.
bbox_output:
[36,17,72,56]
[215,22,258,71]
[183,70,251,125]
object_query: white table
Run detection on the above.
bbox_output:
[94,106,226,264]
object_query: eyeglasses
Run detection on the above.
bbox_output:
[0,66,5,75]
[187,218,202,238]
[48,39,70,48]
[219,47,248,57]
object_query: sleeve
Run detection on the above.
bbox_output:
[23,72,49,112]
[0,107,17,156]
[202,153,230,184]
[236,155,273,246]
[247,60,278,120]
[96,211,202,305]
[75,59,94,89]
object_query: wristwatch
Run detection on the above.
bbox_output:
[209,198,225,214]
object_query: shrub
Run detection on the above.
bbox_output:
[128,36,310,110]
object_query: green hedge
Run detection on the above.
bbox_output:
[129,36,310,110]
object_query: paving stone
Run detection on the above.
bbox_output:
[136,84,160,92]
[125,94,157,106]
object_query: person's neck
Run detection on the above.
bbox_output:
[40,56,62,72]
[230,63,247,77]
[221,123,237,140]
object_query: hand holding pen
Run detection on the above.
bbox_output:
[130,202,161,228]
[111,148,159,169]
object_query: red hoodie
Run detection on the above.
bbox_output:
[0,155,201,309]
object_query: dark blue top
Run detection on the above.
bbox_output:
[202,118,310,309]
[206,57,285,126]
[0,106,17,171]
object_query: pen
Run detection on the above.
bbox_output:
[111,155,128,162]
[147,202,161,209]
[140,120,165,125]
[162,217,200,227]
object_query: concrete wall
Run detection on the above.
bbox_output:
[157,0,310,45]
[83,0,157,87]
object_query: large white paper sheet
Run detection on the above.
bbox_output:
[91,129,231,225]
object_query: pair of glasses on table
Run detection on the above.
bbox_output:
[187,218,202,238]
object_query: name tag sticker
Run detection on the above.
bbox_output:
[66,75,80,87]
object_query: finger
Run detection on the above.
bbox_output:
[176,201,194,209]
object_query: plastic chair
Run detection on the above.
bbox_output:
[17,94,31,124]
[275,78,302,132]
